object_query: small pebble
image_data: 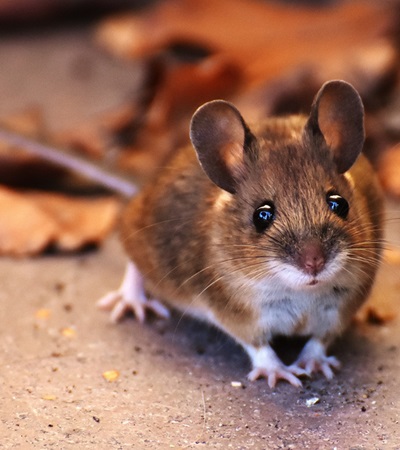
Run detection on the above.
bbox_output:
[306,397,320,407]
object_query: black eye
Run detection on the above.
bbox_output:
[253,202,275,232]
[326,193,349,219]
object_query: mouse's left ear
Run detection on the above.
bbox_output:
[190,100,253,194]
[305,80,365,173]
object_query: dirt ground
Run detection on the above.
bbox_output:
[1,24,400,450]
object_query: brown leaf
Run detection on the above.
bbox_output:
[0,187,57,256]
[28,191,121,253]
[356,300,397,325]
[144,55,242,130]
[95,0,394,88]
[0,186,120,256]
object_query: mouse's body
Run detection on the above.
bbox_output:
[99,80,384,387]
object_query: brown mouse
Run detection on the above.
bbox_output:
[97,80,384,387]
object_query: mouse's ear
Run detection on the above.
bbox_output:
[306,80,365,173]
[190,100,251,194]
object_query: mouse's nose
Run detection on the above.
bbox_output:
[295,239,326,276]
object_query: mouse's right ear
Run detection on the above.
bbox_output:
[190,100,251,194]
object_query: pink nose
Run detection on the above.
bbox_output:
[295,239,326,276]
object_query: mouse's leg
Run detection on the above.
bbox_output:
[244,344,307,388]
[293,338,341,379]
[97,261,170,323]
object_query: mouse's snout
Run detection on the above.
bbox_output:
[294,239,326,277]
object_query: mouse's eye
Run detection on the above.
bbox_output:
[326,193,349,219]
[253,202,275,232]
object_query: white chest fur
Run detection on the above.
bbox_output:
[258,287,344,339]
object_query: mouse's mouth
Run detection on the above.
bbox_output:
[270,261,338,291]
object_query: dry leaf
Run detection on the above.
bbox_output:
[144,55,242,129]
[356,301,397,325]
[29,192,121,252]
[0,186,58,255]
[96,0,394,88]
[0,186,120,256]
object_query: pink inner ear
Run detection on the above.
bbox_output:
[318,114,342,152]
[221,141,245,181]
[318,92,344,151]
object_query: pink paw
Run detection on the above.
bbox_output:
[98,290,169,323]
[296,354,341,379]
[97,261,170,323]
[295,338,341,379]
[245,344,307,388]
[248,364,306,388]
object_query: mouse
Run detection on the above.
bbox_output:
[1,80,384,387]
[97,79,384,388]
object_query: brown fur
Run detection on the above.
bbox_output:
[120,108,383,348]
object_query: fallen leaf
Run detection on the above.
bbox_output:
[29,191,121,252]
[0,186,58,255]
[95,0,394,89]
[0,186,120,256]
[357,304,397,325]
[144,55,242,129]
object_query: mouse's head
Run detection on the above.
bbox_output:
[190,80,379,292]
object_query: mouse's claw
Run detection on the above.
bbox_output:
[248,365,305,388]
[97,261,170,323]
[294,338,340,379]
[245,344,306,388]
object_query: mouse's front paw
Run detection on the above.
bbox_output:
[295,338,341,379]
[248,364,306,388]
[97,290,169,324]
[245,344,307,388]
[97,261,170,323]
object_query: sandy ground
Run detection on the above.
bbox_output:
[1,23,400,450]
